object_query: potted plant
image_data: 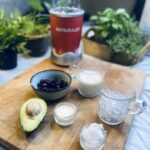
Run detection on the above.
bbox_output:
[107,21,149,65]
[84,8,149,65]
[0,10,28,70]
[20,14,50,57]
[18,0,51,57]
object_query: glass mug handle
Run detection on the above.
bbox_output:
[128,98,147,115]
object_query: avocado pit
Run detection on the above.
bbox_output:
[26,101,42,117]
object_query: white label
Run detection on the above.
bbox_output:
[56,27,80,32]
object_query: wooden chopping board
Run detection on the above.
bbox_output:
[0,55,145,150]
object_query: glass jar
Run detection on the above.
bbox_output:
[80,123,107,150]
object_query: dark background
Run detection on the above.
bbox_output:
[0,0,146,21]
[81,0,146,21]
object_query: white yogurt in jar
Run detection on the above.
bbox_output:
[54,102,76,126]
[78,70,102,97]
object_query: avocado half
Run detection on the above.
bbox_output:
[20,98,47,132]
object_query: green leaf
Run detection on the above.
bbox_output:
[28,0,43,11]
[116,8,130,18]
[95,25,105,30]
[116,8,126,14]
[101,31,109,38]
[103,8,113,14]
[99,16,110,23]
[112,23,120,29]
[90,15,98,21]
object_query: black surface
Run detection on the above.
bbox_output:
[0,49,17,70]
[132,0,146,21]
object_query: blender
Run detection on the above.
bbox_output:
[49,0,84,66]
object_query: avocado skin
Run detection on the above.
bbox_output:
[24,115,48,137]
[20,112,48,135]
[20,98,47,133]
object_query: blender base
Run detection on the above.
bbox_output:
[50,42,84,66]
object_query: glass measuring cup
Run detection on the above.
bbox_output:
[98,79,147,125]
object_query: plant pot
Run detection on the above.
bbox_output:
[111,41,150,65]
[111,52,136,66]
[0,48,17,70]
[84,30,150,66]
[24,34,50,57]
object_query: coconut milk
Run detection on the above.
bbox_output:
[78,70,102,97]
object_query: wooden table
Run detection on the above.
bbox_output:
[0,54,145,150]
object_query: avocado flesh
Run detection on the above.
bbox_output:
[20,98,47,132]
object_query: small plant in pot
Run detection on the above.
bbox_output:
[20,14,50,57]
[0,10,28,70]
[84,8,133,62]
[107,21,149,66]
[85,8,150,65]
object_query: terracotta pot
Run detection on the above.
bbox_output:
[0,48,17,70]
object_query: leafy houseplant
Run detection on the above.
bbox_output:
[89,8,131,44]
[22,0,51,57]
[20,14,50,57]
[84,8,149,65]
[0,10,28,70]
[107,22,148,65]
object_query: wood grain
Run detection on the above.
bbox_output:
[82,37,111,61]
[0,55,145,150]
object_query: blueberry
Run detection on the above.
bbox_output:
[37,79,68,92]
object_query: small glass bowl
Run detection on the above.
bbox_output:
[54,102,76,126]
[80,123,107,150]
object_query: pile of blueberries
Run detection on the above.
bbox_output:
[37,79,69,92]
